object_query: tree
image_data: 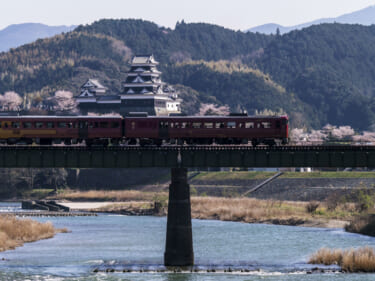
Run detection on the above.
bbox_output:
[0,91,23,111]
[49,91,78,113]
[198,103,230,116]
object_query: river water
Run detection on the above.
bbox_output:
[1,202,375,280]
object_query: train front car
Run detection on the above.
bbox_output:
[0,116,80,145]
[0,115,124,146]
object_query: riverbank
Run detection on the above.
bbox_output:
[0,215,68,252]
[54,190,354,228]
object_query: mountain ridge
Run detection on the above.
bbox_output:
[0,23,76,52]
[248,5,375,34]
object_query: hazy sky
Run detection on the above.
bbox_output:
[1,0,374,30]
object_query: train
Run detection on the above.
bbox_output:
[0,114,289,146]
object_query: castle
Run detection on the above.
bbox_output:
[76,55,181,116]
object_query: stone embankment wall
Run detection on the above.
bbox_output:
[190,178,375,201]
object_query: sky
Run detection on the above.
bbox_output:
[0,0,374,31]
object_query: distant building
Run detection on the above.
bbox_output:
[76,55,181,116]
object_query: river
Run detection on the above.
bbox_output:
[1,202,375,280]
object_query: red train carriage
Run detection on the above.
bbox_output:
[0,116,123,145]
[0,114,288,146]
[125,115,288,146]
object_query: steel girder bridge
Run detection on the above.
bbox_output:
[1,145,374,168]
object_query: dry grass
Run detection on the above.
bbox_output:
[56,190,355,224]
[190,197,309,222]
[55,190,168,202]
[0,215,67,252]
[93,201,154,212]
[309,247,375,272]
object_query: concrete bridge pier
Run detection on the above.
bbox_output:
[164,167,194,266]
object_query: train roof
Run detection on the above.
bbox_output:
[126,115,288,119]
[0,115,122,119]
[0,115,288,119]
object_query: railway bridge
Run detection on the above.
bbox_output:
[2,144,375,266]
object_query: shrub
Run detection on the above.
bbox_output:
[309,247,375,272]
[306,201,320,213]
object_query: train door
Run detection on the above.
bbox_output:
[78,120,88,139]
[158,120,169,139]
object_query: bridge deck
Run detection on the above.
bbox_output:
[1,145,374,168]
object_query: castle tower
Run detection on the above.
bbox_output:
[120,55,181,116]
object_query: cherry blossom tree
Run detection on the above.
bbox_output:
[198,103,230,116]
[0,91,23,111]
[49,91,78,113]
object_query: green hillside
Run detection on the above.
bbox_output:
[256,24,375,129]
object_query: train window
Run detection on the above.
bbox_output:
[94,122,99,128]
[100,122,109,128]
[204,122,213,129]
[276,121,281,129]
[170,123,174,128]
[131,122,135,130]
[192,122,201,129]
[111,122,120,128]
[215,122,225,129]
[181,122,187,128]
[4,123,8,128]
[159,121,169,128]
[282,119,288,125]
[245,122,254,128]
[23,122,32,128]
[58,122,67,128]
[67,122,74,128]
[227,122,236,128]
[262,122,271,129]
[35,122,43,128]
[46,122,54,128]
[238,123,243,128]
[11,122,20,128]
[174,122,179,128]
[88,123,93,129]
[257,123,261,128]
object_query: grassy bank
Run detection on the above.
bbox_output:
[54,190,168,202]
[190,197,355,225]
[192,171,375,181]
[55,190,358,226]
[0,215,67,252]
[309,247,375,272]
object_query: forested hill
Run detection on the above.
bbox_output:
[257,24,375,129]
[75,19,272,62]
[1,19,375,130]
